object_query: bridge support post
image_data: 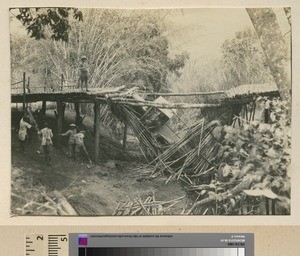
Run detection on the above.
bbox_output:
[74,102,83,127]
[22,72,26,114]
[41,100,46,117]
[94,101,101,162]
[56,100,65,147]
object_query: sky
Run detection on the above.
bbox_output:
[165,8,290,62]
[165,8,253,61]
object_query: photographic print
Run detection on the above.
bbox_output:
[10,7,291,216]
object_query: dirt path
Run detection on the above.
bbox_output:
[11,111,189,215]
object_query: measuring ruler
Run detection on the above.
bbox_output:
[25,234,68,256]
[25,233,253,256]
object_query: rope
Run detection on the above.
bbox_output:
[61,166,92,193]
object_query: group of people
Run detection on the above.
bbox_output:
[18,115,54,165]
[18,114,89,166]
[16,54,90,165]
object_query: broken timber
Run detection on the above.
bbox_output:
[11,83,280,162]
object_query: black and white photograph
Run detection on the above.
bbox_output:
[10,7,291,216]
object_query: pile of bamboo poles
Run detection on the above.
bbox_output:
[113,194,185,216]
[109,103,226,184]
[150,119,222,183]
[110,104,166,160]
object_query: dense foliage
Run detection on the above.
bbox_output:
[213,97,291,214]
[221,27,274,87]
[14,8,83,42]
[169,27,274,95]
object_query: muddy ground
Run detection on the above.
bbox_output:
[11,108,190,216]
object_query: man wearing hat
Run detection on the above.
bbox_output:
[60,124,77,160]
[78,55,89,91]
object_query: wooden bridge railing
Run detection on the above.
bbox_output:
[11,72,78,94]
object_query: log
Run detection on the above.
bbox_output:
[186,177,259,214]
[53,191,77,215]
[141,91,226,97]
[110,98,221,109]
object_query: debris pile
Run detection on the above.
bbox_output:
[113,194,185,216]
[11,166,77,216]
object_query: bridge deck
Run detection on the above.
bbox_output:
[11,87,127,103]
[11,83,280,107]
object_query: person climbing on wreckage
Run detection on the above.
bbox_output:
[60,123,77,160]
[38,122,53,166]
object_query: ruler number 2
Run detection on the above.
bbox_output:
[37,235,44,241]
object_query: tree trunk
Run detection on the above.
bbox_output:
[246,8,291,103]
[283,7,291,26]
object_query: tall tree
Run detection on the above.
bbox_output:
[246,8,291,103]
[221,27,273,87]
[11,9,188,92]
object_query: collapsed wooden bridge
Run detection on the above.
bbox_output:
[11,72,280,162]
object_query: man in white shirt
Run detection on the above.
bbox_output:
[74,131,89,162]
[18,115,32,153]
[38,122,53,166]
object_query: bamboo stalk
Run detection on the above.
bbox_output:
[140,91,226,97]
[110,99,221,109]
